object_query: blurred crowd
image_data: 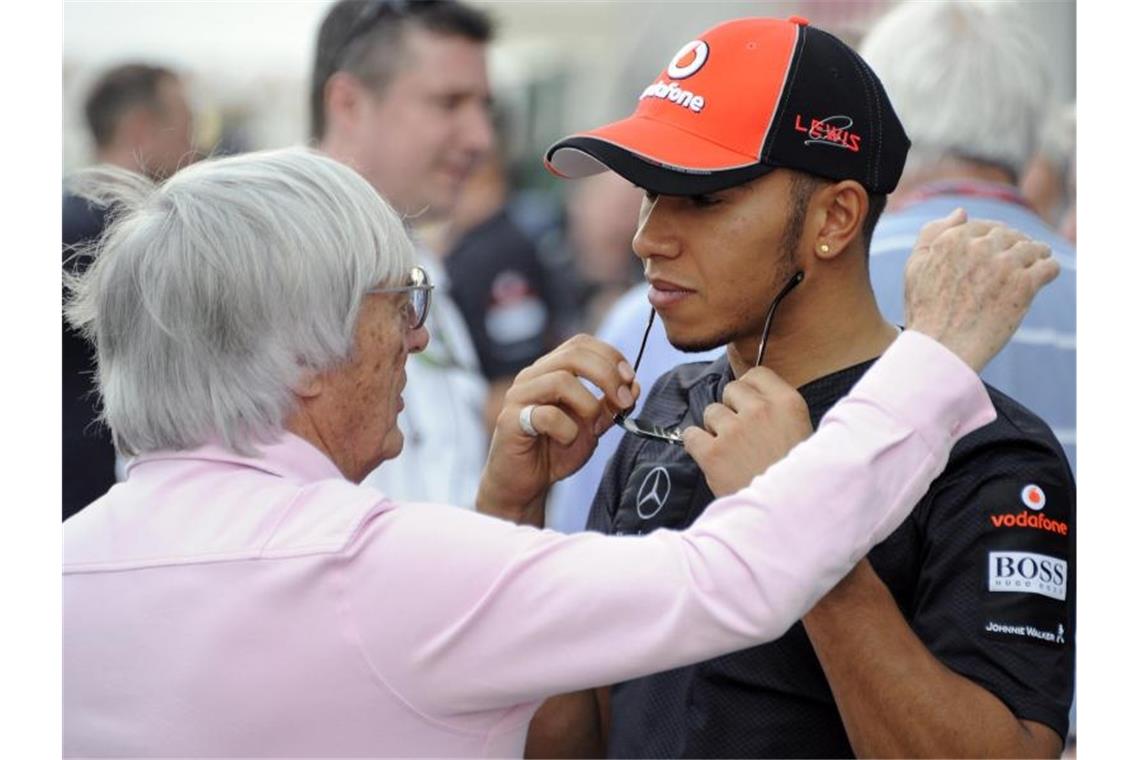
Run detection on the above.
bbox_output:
[62,0,1076,755]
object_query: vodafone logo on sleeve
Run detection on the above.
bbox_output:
[988,483,1068,535]
[1021,484,1046,510]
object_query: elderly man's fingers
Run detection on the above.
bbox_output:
[506,369,606,424]
[982,224,1032,251]
[1027,256,1062,290]
[1005,239,1052,267]
[915,207,967,250]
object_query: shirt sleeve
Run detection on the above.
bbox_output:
[907,442,1075,739]
[341,331,997,721]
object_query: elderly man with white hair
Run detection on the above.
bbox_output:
[862,0,1077,471]
[63,147,1056,757]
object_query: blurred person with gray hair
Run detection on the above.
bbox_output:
[1021,102,1077,243]
[61,146,1046,757]
[311,0,495,506]
[63,62,196,520]
[862,0,1077,470]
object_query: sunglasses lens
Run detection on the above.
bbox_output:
[615,414,685,446]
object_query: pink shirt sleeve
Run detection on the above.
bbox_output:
[341,331,995,723]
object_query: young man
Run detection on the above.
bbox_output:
[311,0,496,506]
[527,16,1075,757]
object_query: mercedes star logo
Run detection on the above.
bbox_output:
[636,466,672,519]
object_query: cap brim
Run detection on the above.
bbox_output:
[545,116,774,195]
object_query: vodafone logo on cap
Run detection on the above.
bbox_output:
[667,40,709,79]
[1020,484,1047,511]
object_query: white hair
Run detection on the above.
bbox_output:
[64,147,416,456]
[860,0,1052,179]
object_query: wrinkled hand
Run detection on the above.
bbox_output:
[905,208,1060,372]
[682,366,812,497]
[477,335,638,523]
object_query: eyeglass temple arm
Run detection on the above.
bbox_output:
[755,271,805,367]
[614,308,657,423]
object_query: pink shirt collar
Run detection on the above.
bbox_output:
[125,431,346,484]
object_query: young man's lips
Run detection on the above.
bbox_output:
[648,280,696,309]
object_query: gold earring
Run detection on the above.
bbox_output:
[819,243,831,254]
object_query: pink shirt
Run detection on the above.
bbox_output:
[64,332,994,757]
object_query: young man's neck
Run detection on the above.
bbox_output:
[726,278,899,390]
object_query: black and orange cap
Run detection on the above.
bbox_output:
[545,16,910,195]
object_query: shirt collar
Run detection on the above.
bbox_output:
[125,431,346,484]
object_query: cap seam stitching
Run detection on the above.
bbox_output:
[765,25,808,161]
[830,30,880,190]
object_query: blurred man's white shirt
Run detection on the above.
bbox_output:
[363,247,487,507]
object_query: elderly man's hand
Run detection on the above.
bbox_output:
[905,208,1060,372]
[476,335,638,526]
[682,367,812,497]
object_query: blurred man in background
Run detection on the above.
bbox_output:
[63,63,196,520]
[441,146,560,434]
[563,173,646,332]
[862,0,1077,470]
[311,0,494,506]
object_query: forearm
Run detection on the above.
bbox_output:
[525,689,606,758]
[803,561,1062,758]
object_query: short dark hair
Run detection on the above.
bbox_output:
[84,64,177,149]
[310,0,494,141]
[785,172,887,259]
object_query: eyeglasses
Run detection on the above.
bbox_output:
[368,265,434,330]
[613,270,805,446]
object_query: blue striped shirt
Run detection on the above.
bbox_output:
[870,187,1076,470]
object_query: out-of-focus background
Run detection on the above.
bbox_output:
[58,1,1080,754]
[63,0,1075,187]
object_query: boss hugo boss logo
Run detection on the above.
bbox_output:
[988,551,1067,601]
[636,466,672,519]
[793,114,862,152]
[667,40,710,79]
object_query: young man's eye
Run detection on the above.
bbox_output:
[688,194,720,208]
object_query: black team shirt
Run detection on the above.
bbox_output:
[588,351,1075,758]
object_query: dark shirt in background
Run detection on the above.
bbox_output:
[62,191,116,521]
[444,208,556,380]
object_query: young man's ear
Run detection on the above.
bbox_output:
[812,180,868,260]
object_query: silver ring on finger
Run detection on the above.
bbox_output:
[519,404,540,437]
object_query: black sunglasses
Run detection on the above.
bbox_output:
[368,265,434,330]
[613,270,805,446]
